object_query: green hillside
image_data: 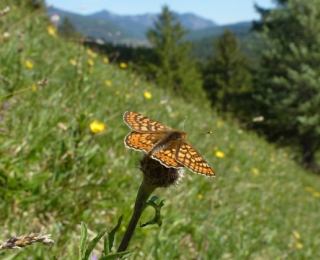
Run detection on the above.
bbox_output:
[1,2,320,259]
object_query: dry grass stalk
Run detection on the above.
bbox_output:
[0,233,54,250]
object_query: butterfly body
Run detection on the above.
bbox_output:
[147,130,187,156]
[123,111,215,177]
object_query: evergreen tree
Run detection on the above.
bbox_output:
[203,29,252,117]
[146,6,203,99]
[253,0,320,169]
[58,17,78,38]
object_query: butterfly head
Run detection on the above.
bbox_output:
[170,130,187,140]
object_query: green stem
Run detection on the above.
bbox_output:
[117,181,156,252]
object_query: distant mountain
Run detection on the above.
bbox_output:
[47,6,218,45]
[47,7,143,44]
[87,10,154,39]
[89,10,217,32]
[184,21,252,41]
[47,7,254,47]
[178,13,218,30]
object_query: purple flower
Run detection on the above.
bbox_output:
[4,102,9,108]
[91,254,98,260]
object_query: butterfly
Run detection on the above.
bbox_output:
[123,111,215,177]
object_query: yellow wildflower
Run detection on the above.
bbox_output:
[295,242,303,249]
[32,84,37,92]
[87,59,94,66]
[144,91,152,99]
[103,57,109,63]
[215,151,225,158]
[105,80,112,87]
[305,187,314,192]
[293,230,301,239]
[119,62,127,69]
[25,60,34,69]
[69,58,77,66]
[115,90,120,95]
[234,166,240,172]
[252,168,259,175]
[270,154,275,162]
[312,191,320,197]
[86,48,97,58]
[217,120,224,127]
[197,194,203,199]
[47,25,57,38]
[89,120,106,134]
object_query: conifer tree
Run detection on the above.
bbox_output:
[203,29,252,116]
[146,6,203,99]
[254,0,320,169]
[58,17,78,38]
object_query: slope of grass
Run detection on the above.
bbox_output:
[1,2,320,259]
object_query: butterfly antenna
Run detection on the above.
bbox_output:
[183,116,212,134]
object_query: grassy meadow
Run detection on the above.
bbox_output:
[1,2,320,259]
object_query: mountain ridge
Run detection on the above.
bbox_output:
[47,6,252,45]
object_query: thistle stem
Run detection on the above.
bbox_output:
[117,181,156,252]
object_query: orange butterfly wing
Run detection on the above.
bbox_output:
[176,142,215,177]
[123,111,169,132]
[151,142,184,168]
[124,131,162,152]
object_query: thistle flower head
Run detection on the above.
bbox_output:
[140,155,184,188]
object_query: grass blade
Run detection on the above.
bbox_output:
[100,248,136,260]
[104,234,109,255]
[83,228,108,260]
[108,216,123,252]
[79,222,88,260]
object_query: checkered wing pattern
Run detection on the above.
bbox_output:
[151,143,184,168]
[124,131,161,152]
[123,111,168,132]
[176,142,215,176]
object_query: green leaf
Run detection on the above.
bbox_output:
[100,248,136,260]
[140,199,166,227]
[104,235,109,256]
[108,216,123,252]
[27,172,51,190]
[83,228,108,260]
[79,222,88,260]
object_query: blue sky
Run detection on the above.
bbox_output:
[46,0,276,25]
